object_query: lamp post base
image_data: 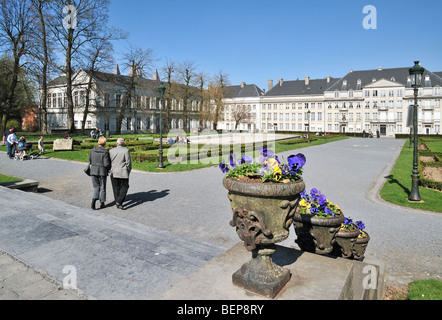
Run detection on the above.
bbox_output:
[408,174,421,202]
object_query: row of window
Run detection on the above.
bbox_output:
[332,85,441,98]
[261,99,441,111]
[260,111,441,122]
[47,91,201,111]
[261,122,441,134]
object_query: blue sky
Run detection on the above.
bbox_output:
[108,0,442,90]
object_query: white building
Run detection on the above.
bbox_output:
[218,65,442,136]
[44,68,201,133]
[45,64,441,136]
[218,82,264,132]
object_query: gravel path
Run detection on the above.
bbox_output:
[1,137,440,285]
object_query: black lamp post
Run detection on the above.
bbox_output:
[408,61,424,201]
[307,110,311,143]
[157,83,166,169]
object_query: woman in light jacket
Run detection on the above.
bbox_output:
[88,137,111,210]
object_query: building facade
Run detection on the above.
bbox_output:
[218,82,264,132]
[218,65,441,136]
[44,68,201,133]
[44,64,441,136]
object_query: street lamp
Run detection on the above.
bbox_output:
[307,110,311,143]
[157,83,166,169]
[408,61,425,201]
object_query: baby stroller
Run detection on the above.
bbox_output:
[14,140,38,161]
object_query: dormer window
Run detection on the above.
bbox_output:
[372,78,376,82]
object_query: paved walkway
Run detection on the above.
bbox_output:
[0,137,440,299]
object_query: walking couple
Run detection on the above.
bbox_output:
[88,137,131,210]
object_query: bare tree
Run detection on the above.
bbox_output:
[161,58,176,132]
[47,0,111,133]
[176,60,197,132]
[29,0,55,134]
[79,38,113,134]
[0,0,35,131]
[76,26,127,134]
[116,47,154,134]
[209,70,230,131]
[231,102,251,130]
[195,71,210,129]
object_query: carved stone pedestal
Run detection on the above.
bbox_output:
[232,246,290,298]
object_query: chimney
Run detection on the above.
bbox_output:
[326,76,331,83]
[268,79,273,91]
[378,66,382,71]
[350,68,353,73]
[305,76,310,85]
[241,82,246,88]
[279,78,283,86]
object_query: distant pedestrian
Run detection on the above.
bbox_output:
[6,129,18,159]
[38,136,45,154]
[376,129,380,139]
[3,126,14,157]
[88,137,111,210]
[109,138,132,210]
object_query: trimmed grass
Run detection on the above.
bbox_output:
[385,278,442,300]
[407,279,442,300]
[0,173,22,184]
[380,141,442,213]
[1,133,347,173]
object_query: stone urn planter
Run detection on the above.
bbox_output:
[352,232,370,260]
[334,227,360,258]
[293,209,345,255]
[223,176,305,298]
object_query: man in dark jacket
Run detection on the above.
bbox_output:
[3,127,14,158]
[88,137,111,210]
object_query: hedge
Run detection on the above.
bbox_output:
[418,142,442,191]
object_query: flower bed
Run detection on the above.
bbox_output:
[418,144,442,191]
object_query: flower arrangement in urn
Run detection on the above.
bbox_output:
[293,188,345,254]
[298,188,343,217]
[333,217,370,259]
[219,147,306,183]
[220,147,306,298]
[352,219,370,260]
[334,217,361,258]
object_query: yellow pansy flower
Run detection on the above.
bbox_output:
[273,166,282,181]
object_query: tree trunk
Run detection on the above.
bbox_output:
[37,1,49,134]
[65,29,75,134]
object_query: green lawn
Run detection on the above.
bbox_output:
[380,140,442,213]
[0,173,22,184]
[1,132,347,173]
[407,279,442,300]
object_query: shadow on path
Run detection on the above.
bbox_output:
[119,189,170,209]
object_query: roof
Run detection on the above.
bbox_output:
[225,84,264,98]
[264,77,339,96]
[47,69,161,90]
[47,75,67,87]
[325,67,442,91]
